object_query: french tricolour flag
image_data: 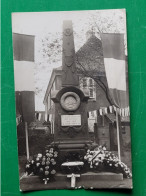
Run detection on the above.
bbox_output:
[101,33,129,112]
[13,33,35,123]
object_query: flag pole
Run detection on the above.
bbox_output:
[25,122,30,160]
[116,109,121,161]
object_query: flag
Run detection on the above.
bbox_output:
[13,33,34,61]
[101,33,129,109]
[49,114,52,122]
[45,113,48,121]
[104,108,108,114]
[13,33,35,123]
[99,109,103,116]
[14,61,35,91]
[109,106,113,113]
[38,113,42,121]
[21,91,35,122]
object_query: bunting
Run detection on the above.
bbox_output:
[16,115,22,126]
[88,105,130,118]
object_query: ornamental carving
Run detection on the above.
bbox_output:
[60,92,80,111]
[64,28,73,36]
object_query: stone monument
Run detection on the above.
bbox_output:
[51,20,91,156]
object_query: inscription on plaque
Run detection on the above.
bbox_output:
[61,115,81,126]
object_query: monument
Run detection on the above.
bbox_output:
[51,20,91,158]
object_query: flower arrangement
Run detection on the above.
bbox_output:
[25,147,58,184]
[84,146,132,178]
[25,145,132,184]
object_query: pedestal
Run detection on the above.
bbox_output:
[20,172,132,191]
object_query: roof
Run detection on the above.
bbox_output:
[76,35,105,75]
[43,68,62,104]
[105,114,130,124]
[105,113,116,123]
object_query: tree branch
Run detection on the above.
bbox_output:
[76,54,114,105]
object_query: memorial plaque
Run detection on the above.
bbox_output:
[61,115,81,126]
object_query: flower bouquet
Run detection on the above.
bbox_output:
[25,147,59,184]
[84,146,132,178]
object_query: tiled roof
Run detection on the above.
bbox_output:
[75,35,105,74]
[105,113,116,123]
[53,35,106,76]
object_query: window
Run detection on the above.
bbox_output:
[48,95,50,110]
[79,77,96,100]
[89,88,93,97]
[83,78,87,87]
[89,78,93,87]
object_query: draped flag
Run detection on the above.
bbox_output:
[13,33,34,62]
[101,33,129,112]
[101,33,130,161]
[13,33,35,124]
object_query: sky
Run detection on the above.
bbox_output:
[12,9,127,111]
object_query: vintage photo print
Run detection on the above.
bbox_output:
[12,9,132,191]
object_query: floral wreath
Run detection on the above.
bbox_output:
[84,146,132,178]
[25,147,58,184]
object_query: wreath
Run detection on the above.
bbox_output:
[84,146,132,178]
[25,147,59,184]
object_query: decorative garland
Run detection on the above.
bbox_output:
[84,146,132,178]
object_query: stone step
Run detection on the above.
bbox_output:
[20,172,133,191]
[56,172,123,181]
[21,172,123,183]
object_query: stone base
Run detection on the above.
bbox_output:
[83,172,123,181]
[19,172,132,192]
[56,172,123,181]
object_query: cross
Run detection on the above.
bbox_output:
[67,173,80,188]
[43,178,49,185]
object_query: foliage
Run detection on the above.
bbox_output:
[40,32,62,64]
